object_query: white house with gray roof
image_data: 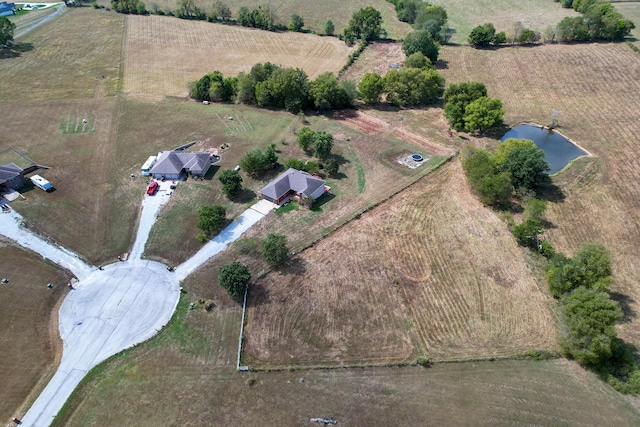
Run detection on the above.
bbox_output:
[259,168,327,205]
[149,151,213,180]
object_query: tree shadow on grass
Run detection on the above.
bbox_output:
[0,42,34,59]
[234,188,256,204]
[203,164,220,180]
[310,192,335,212]
[536,177,566,203]
[609,291,637,323]
[246,281,269,307]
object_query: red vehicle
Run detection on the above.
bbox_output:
[147,181,159,195]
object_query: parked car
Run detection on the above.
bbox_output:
[147,181,158,195]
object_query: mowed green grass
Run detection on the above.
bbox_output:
[111,0,412,40]
[431,0,580,44]
[0,239,74,422]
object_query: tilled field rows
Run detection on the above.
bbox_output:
[123,15,352,97]
[245,162,558,365]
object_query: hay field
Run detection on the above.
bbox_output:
[438,43,640,346]
[127,0,411,40]
[0,239,74,422]
[53,350,640,426]
[431,0,579,44]
[244,161,557,366]
[0,8,123,102]
[122,15,354,98]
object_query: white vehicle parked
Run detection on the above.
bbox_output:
[30,175,52,192]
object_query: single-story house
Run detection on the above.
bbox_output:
[0,2,15,17]
[259,168,328,206]
[149,151,213,180]
[0,163,28,192]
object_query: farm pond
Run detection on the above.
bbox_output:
[501,124,588,174]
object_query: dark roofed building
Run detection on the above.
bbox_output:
[0,163,27,191]
[259,168,327,206]
[149,151,213,180]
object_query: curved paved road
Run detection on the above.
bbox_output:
[0,189,274,426]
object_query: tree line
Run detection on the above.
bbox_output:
[386,0,450,43]
[468,0,634,46]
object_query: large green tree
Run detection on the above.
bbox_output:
[312,131,334,160]
[218,169,243,199]
[255,67,309,112]
[468,23,496,47]
[402,30,439,62]
[261,234,289,267]
[289,14,304,32]
[297,126,315,151]
[561,287,622,367]
[218,262,251,297]
[343,7,383,42]
[0,16,16,47]
[196,205,226,236]
[358,73,385,104]
[404,52,432,69]
[463,96,504,132]
[309,72,350,110]
[547,242,613,298]
[500,144,549,190]
[443,81,487,131]
[383,67,444,107]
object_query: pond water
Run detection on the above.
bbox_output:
[501,124,588,175]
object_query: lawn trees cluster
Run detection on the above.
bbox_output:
[558,0,635,42]
[111,0,146,14]
[238,6,276,31]
[196,205,226,240]
[468,23,507,47]
[296,127,335,160]
[462,139,549,207]
[239,145,278,176]
[191,63,355,113]
[341,7,383,44]
[261,233,289,267]
[402,30,439,63]
[404,52,432,69]
[547,242,613,298]
[218,169,243,199]
[357,68,444,107]
[0,16,16,47]
[218,262,250,297]
[443,82,504,132]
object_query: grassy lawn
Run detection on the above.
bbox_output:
[0,239,74,422]
[613,1,640,48]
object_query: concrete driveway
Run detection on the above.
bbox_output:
[0,188,274,426]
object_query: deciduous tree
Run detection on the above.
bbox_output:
[358,73,385,104]
[0,16,16,47]
[463,96,504,132]
[313,131,334,160]
[197,205,226,236]
[218,169,243,199]
[402,30,439,62]
[500,144,549,190]
[218,262,251,297]
[261,233,289,267]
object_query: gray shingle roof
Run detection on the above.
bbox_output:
[0,163,23,185]
[259,168,325,200]
[150,151,210,175]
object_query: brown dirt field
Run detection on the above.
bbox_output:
[438,43,640,346]
[122,15,354,98]
[340,41,405,83]
[333,109,456,156]
[0,8,124,103]
[244,161,558,365]
[0,238,74,422]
